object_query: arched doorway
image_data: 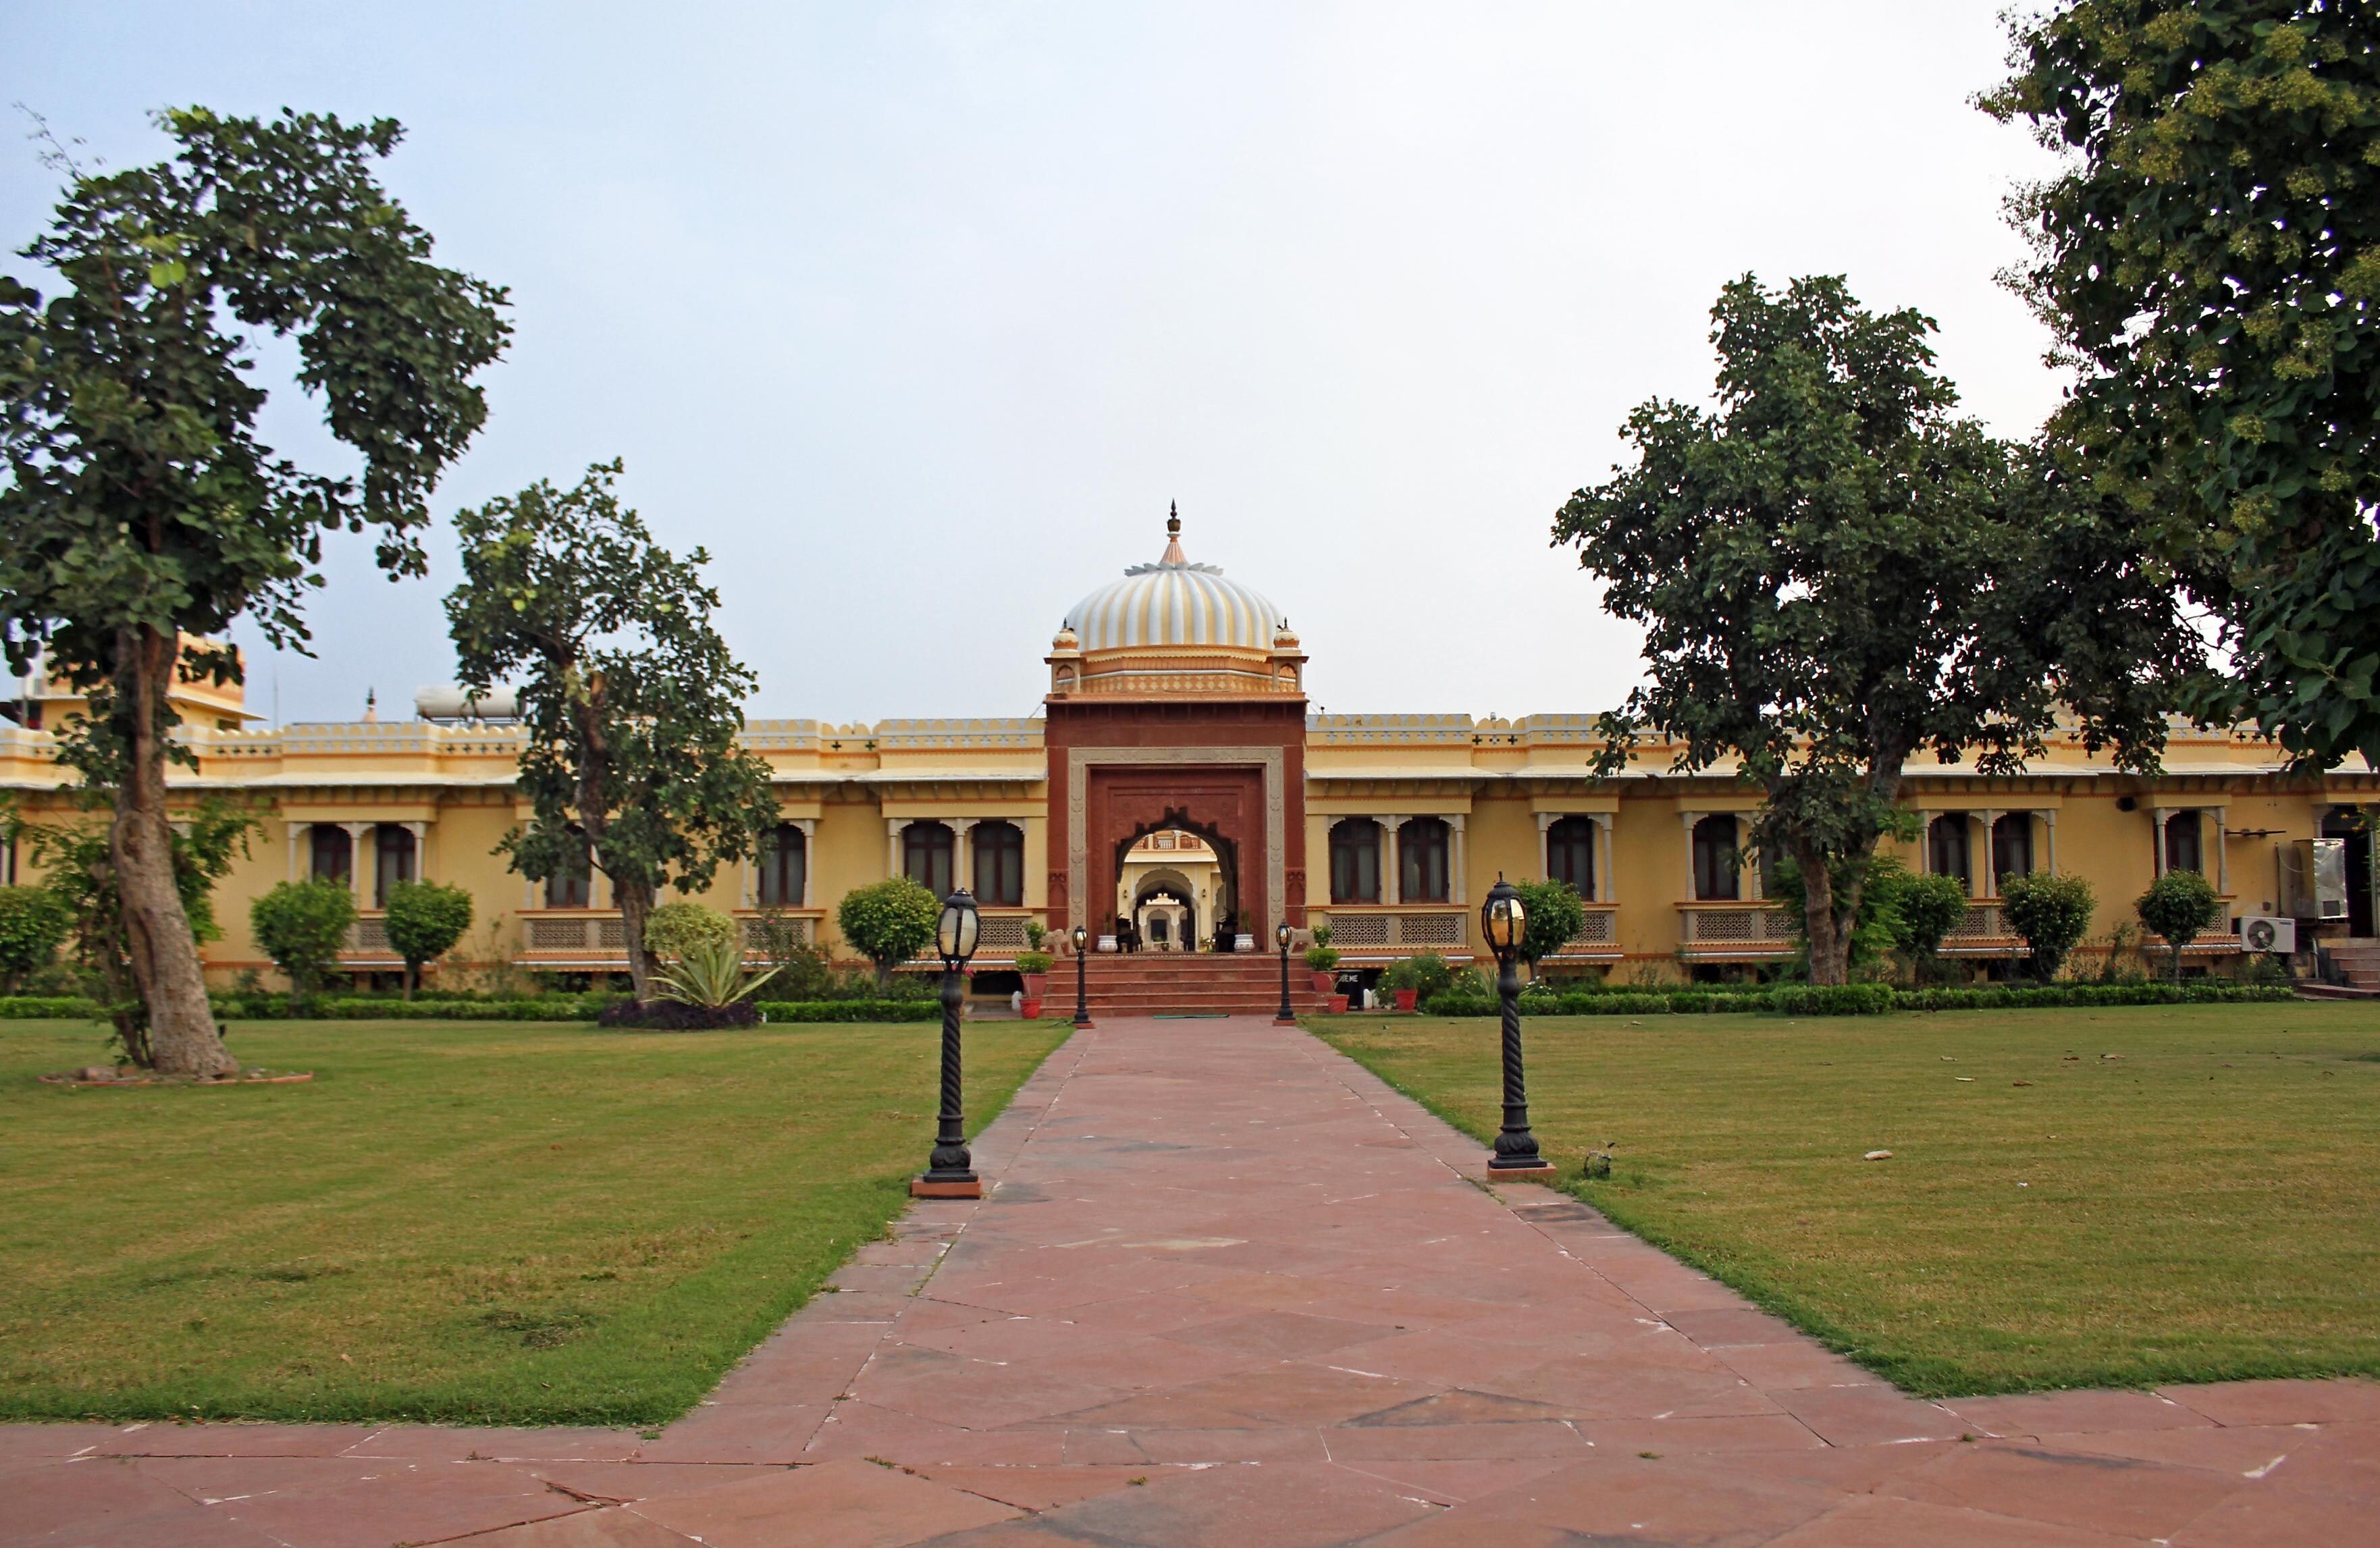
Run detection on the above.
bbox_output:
[1112,811,1240,947]
[1130,866,1200,952]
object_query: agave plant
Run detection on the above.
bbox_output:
[652,935,781,1009]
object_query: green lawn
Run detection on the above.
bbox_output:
[0,1016,1067,1426]
[1315,1003,2380,1397]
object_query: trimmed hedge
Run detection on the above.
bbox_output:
[0,996,101,1019]
[1414,982,2296,1019]
[753,999,940,1023]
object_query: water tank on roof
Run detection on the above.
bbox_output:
[414,685,521,720]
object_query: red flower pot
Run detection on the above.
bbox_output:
[1309,971,1336,993]
[1020,997,1044,1019]
[1327,994,1350,1013]
[1394,989,1419,1012]
[1022,973,1049,997]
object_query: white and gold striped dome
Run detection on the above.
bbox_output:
[1063,509,1285,653]
[1046,506,1306,700]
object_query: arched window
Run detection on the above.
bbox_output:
[1691,816,1739,901]
[974,820,1024,906]
[1928,814,1972,893]
[1546,817,1597,899]
[546,826,591,909]
[1329,819,1381,903]
[904,821,955,899]
[373,825,416,908]
[759,823,807,908]
[1400,818,1451,903]
[1991,813,2033,887]
[2163,810,2202,875]
[310,825,353,884]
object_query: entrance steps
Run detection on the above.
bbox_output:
[1065,952,1328,1018]
[2325,938,2380,989]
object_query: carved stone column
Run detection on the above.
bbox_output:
[1379,816,1404,905]
[1448,815,1468,906]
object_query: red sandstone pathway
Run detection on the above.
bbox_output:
[7,1018,2377,1547]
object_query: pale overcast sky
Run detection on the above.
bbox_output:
[5,3,2066,726]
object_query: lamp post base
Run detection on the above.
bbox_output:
[1272,1015,1300,1027]
[1486,1156,1558,1181]
[911,1175,983,1199]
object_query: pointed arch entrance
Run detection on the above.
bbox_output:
[1115,817,1239,944]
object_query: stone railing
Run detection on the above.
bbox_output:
[519,913,631,955]
[737,915,818,948]
[1313,907,1470,955]
[1676,903,1796,952]
[1541,906,1621,958]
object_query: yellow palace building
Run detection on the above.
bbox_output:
[5,512,2378,995]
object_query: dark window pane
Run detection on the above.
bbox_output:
[760,823,808,907]
[1330,820,1379,904]
[2165,811,2202,874]
[311,825,352,884]
[905,822,955,899]
[974,821,1024,906]
[1929,816,1972,891]
[373,825,416,908]
[1692,816,1739,901]
[1991,815,2033,885]
[1546,817,1596,897]
[1400,818,1450,903]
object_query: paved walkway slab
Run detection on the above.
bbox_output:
[4,1017,2373,1546]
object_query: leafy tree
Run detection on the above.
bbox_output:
[1514,878,1587,971]
[0,109,508,1075]
[2137,869,2223,985]
[641,901,739,962]
[250,879,357,1010]
[446,462,778,1006]
[1554,275,2187,985]
[381,879,473,1000]
[0,884,71,991]
[25,799,255,1065]
[1897,873,1973,986]
[1774,852,1916,982]
[837,878,940,988]
[2001,871,2096,984]
[1986,3,2380,767]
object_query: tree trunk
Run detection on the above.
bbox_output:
[113,628,234,1076]
[2171,942,2184,986]
[404,960,417,1001]
[1799,851,1853,986]
[614,876,656,1005]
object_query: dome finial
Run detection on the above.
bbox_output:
[1161,500,1186,565]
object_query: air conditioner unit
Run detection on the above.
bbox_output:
[2240,915,2297,955]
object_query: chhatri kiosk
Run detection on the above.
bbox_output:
[5,507,2375,1001]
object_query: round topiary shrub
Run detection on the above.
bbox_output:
[641,902,740,961]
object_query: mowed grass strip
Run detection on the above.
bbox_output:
[0,1017,1067,1426]
[1315,1003,2380,1396]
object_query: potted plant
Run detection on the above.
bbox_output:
[1304,940,1340,994]
[1024,919,1047,953]
[1381,957,1421,1012]
[1016,949,1053,1000]
[1327,990,1349,1013]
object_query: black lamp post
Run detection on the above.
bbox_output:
[1071,923,1094,1028]
[913,887,982,1198]
[1481,875,1552,1175]
[1273,919,1296,1025]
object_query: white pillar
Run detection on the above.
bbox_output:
[1593,813,1613,904]
[795,819,818,907]
[288,821,307,883]
[343,822,373,909]
[2150,806,2170,877]
[1680,811,1700,898]
[887,818,905,881]
[1448,815,1467,905]
[2043,810,2059,877]
[1380,816,1404,905]
[2212,807,2229,895]
[1979,809,1999,897]
[953,818,979,900]
[403,821,427,882]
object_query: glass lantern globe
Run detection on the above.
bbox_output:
[1481,876,1526,959]
[936,888,981,965]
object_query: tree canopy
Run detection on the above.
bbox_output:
[0,108,507,1072]
[1985,1,2380,765]
[446,462,778,1005]
[1554,275,2191,984]
[381,879,473,999]
[837,878,941,988]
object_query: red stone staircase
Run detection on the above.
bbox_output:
[1061,951,1329,1019]
[2323,938,2380,990]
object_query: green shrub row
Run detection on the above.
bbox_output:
[0,996,102,1019]
[1412,981,2296,1019]
[752,999,941,1023]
